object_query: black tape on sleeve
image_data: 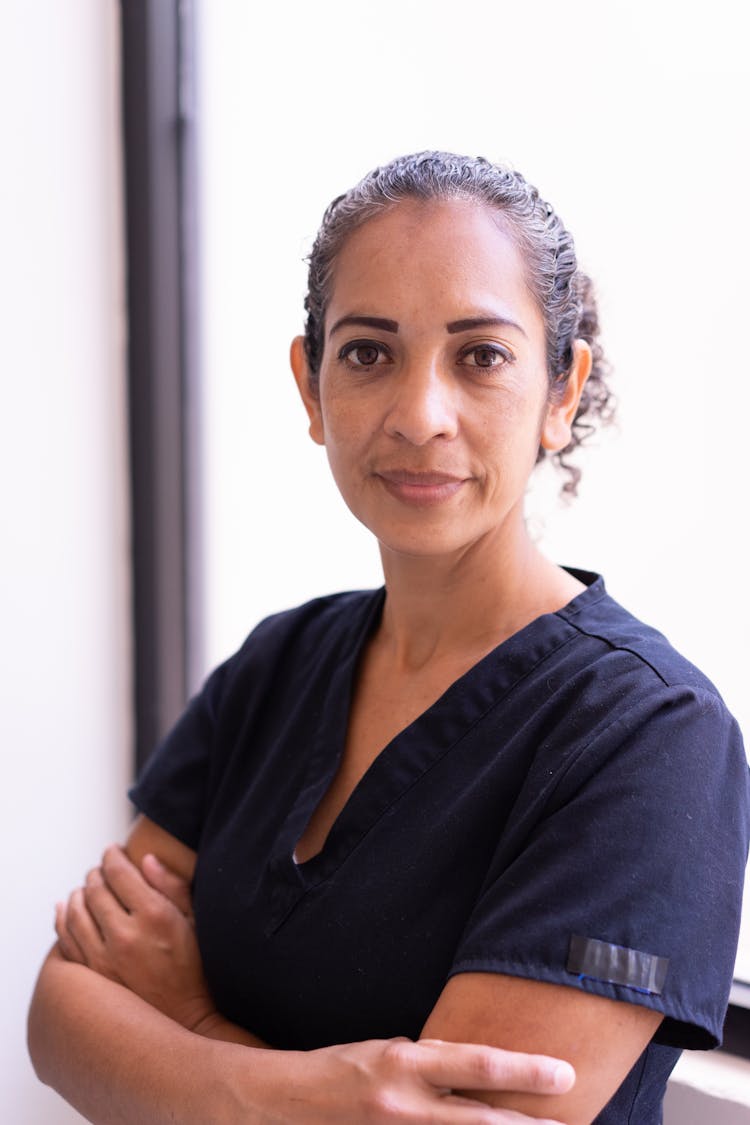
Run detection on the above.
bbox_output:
[566,934,669,995]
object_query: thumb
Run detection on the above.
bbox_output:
[141,853,193,916]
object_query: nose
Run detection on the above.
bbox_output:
[383,359,459,445]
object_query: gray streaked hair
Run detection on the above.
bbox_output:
[303,151,613,495]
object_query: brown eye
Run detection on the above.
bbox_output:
[338,340,390,368]
[474,346,500,367]
[352,345,380,366]
[459,343,513,370]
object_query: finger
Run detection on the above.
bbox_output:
[83,866,132,936]
[66,886,107,958]
[438,1095,566,1125]
[100,844,155,914]
[413,1040,575,1095]
[54,901,86,964]
[141,853,193,916]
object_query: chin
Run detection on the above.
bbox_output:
[372,523,479,560]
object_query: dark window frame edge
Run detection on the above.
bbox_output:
[119,0,201,772]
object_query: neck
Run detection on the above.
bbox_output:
[376,510,582,671]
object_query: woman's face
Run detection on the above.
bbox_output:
[292,198,588,561]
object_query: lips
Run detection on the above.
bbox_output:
[375,468,468,506]
[378,469,465,485]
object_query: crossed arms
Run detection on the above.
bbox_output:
[28,816,662,1124]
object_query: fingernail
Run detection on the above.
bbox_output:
[551,1062,575,1092]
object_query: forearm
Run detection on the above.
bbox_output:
[29,949,574,1125]
[28,947,275,1124]
[192,1008,267,1048]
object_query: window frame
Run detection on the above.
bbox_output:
[119,0,202,771]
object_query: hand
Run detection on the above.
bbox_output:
[260,1037,575,1124]
[139,849,194,915]
[55,845,217,1033]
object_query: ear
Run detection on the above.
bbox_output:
[290,336,325,446]
[540,339,593,452]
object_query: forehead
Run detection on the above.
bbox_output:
[327,197,540,328]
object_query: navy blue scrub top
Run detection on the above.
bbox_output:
[130,570,750,1124]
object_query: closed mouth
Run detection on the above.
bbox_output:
[373,469,468,507]
[375,469,467,486]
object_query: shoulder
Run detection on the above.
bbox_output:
[128,588,383,845]
[534,571,747,790]
[557,568,728,696]
[210,587,383,704]
[234,587,381,661]
[243,588,382,644]
[532,571,746,810]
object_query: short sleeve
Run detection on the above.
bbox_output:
[128,656,233,850]
[127,592,375,855]
[449,685,750,1049]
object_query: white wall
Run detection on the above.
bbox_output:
[0,2,129,1120]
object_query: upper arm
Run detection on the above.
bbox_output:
[416,687,747,1122]
[124,815,197,882]
[421,972,662,1124]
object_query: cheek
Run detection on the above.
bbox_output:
[319,381,381,448]
[322,401,360,449]
[478,385,548,461]
[319,402,372,491]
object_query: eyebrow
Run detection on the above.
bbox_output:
[328,315,399,338]
[327,312,527,339]
[446,315,526,338]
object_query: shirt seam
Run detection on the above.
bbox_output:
[559,615,672,687]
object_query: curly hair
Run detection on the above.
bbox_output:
[303,152,614,496]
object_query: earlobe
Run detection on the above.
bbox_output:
[540,339,593,452]
[290,336,325,446]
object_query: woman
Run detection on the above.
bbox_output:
[29,153,749,1124]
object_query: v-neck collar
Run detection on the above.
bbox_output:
[266,570,605,930]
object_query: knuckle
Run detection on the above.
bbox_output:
[83,880,103,909]
[468,1048,496,1084]
[383,1038,414,1070]
[526,1058,552,1091]
[366,1087,402,1121]
[141,897,168,927]
[67,888,84,917]
[477,1110,507,1125]
[102,844,123,871]
[109,926,133,956]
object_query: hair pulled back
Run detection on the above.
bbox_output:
[303,151,613,496]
